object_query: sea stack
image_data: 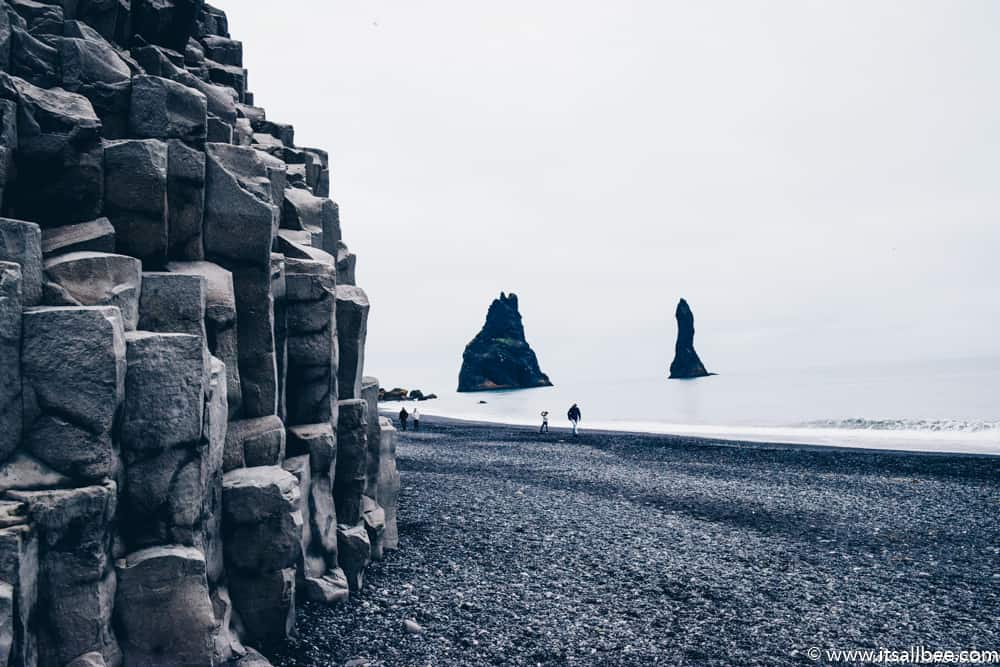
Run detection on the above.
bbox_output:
[458,292,552,392]
[669,298,711,379]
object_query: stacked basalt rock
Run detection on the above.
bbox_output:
[0,2,399,666]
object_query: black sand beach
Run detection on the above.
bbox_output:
[272,417,1000,666]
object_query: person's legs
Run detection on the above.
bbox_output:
[414,420,419,431]
[572,420,578,435]
[401,420,406,431]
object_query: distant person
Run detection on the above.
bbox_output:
[567,403,581,435]
[539,411,549,434]
[412,407,421,431]
[398,407,409,431]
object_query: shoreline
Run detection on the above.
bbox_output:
[276,415,1000,666]
[380,408,1000,458]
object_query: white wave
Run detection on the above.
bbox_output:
[799,418,1000,433]
[389,402,1000,456]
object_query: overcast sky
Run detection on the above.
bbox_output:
[220,0,1000,390]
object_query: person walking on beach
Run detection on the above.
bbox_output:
[398,407,409,431]
[567,403,582,435]
[412,407,421,431]
[539,411,549,434]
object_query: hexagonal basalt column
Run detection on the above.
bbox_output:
[21,306,125,485]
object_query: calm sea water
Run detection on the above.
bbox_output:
[386,357,1000,455]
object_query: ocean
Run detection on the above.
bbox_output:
[384,356,1000,455]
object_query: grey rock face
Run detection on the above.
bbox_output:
[121,331,207,452]
[0,452,73,493]
[336,522,370,593]
[202,356,227,583]
[0,11,10,73]
[287,423,337,473]
[281,455,313,567]
[175,69,237,126]
[205,114,231,143]
[361,495,386,561]
[283,454,346,604]
[74,0,130,44]
[336,242,357,286]
[103,138,169,265]
[205,60,245,101]
[43,251,142,330]
[0,1,382,658]
[272,253,288,424]
[232,266,277,418]
[128,74,207,144]
[232,117,252,146]
[209,584,241,664]
[40,218,116,257]
[251,118,293,147]
[300,568,349,605]
[65,652,107,667]
[198,5,229,38]
[115,546,218,666]
[0,73,105,225]
[119,330,212,552]
[9,25,60,89]
[222,466,301,573]
[222,466,300,642]
[336,286,369,400]
[132,0,205,51]
[166,260,242,416]
[138,271,206,339]
[277,235,336,272]
[0,263,21,462]
[285,261,336,426]
[0,99,14,211]
[9,0,63,34]
[0,521,38,667]
[23,416,116,488]
[287,423,338,568]
[203,143,280,268]
[21,306,125,483]
[0,584,15,667]
[9,482,120,667]
[60,35,130,92]
[282,188,340,254]
[167,139,206,260]
[361,377,381,498]
[119,444,211,550]
[299,146,330,197]
[228,567,295,645]
[0,217,42,306]
[376,418,401,550]
[224,416,285,471]
[334,399,367,527]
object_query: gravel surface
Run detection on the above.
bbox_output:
[270,417,1000,666]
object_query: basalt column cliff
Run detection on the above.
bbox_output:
[0,3,399,666]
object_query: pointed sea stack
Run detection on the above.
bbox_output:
[669,298,711,379]
[458,292,552,392]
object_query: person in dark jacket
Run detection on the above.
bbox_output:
[399,407,409,431]
[567,403,581,435]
